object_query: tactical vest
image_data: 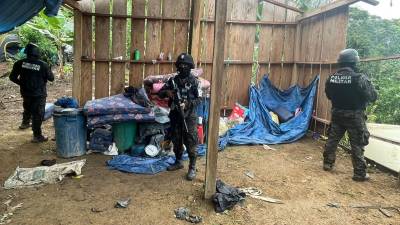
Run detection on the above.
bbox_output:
[326,68,366,110]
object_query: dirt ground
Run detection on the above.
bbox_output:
[0,62,399,225]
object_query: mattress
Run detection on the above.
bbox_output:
[87,112,156,128]
[84,94,151,116]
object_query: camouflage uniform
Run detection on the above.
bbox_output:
[158,53,201,181]
[324,66,377,178]
[166,74,201,163]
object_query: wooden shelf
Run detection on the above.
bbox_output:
[82,12,190,21]
[81,58,175,64]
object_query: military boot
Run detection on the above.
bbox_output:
[31,135,48,143]
[323,163,333,171]
[352,173,370,182]
[186,158,196,181]
[19,122,31,130]
[167,160,184,171]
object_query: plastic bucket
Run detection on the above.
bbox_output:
[44,103,55,121]
[53,108,87,158]
[113,122,137,153]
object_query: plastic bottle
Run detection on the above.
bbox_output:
[197,117,204,144]
[134,49,140,61]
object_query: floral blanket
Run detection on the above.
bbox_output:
[87,111,155,128]
[84,94,151,116]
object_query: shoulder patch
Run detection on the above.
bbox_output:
[21,62,41,71]
[329,75,352,84]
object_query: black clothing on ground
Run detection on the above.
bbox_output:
[212,180,246,213]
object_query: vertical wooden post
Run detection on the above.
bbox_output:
[80,0,93,105]
[95,0,111,98]
[204,0,227,200]
[72,9,82,104]
[190,0,204,66]
[291,21,302,86]
[111,0,127,95]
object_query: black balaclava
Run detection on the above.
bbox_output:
[339,62,358,72]
[25,43,40,60]
[177,63,191,79]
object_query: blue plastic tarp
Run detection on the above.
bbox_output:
[107,74,319,175]
[0,0,63,34]
[219,74,319,149]
[107,144,208,175]
[107,155,176,175]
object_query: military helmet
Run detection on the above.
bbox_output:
[175,53,195,69]
[337,49,360,63]
[24,43,40,57]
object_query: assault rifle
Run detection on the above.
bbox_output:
[171,78,189,132]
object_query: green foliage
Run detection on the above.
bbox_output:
[347,8,400,125]
[63,63,73,76]
[17,8,73,66]
[18,25,58,64]
[347,8,400,58]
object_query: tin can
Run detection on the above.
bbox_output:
[167,52,172,61]
[134,49,140,61]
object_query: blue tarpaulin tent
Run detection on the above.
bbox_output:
[0,0,63,34]
[219,74,319,149]
[107,75,319,175]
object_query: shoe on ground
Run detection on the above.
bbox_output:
[19,123,31,130]
[31,135,48,143]
[352,173,370,182]
[167,161,184,171]
[323,163,333,171]
[186,168,196,181]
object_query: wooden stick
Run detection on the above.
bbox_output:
[298,0,378,22]
[204,0,227,200]
[1,99,23,104]
[63,0,81,11]
[263,0,304,13]
[360,55,400,62]
[200,19,297,26]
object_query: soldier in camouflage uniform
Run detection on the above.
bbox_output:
[158,53,201,181]
[323,49,377,182]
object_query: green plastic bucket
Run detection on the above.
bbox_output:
[112,122,137,153]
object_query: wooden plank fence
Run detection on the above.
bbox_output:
[73,0,353,127]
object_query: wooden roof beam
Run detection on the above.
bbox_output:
[361,0,379,6]
[63,0,81,11]
[297,0,379,22]
[261,0,304,13]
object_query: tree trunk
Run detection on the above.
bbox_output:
[58,46,64,79]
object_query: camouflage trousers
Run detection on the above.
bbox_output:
[170,111,198,165]
[323,109,370,177]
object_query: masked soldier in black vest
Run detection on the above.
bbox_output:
[158,53,201,181]
[9,43,54,143]
[323,49,377,181]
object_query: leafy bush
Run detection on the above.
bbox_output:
[17,8,73,70]
[348,8,400,125]
[18,25,58,65]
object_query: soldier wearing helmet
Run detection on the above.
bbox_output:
[9,43,54,143]
[158,53,201,181]
[323,48,377,181]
